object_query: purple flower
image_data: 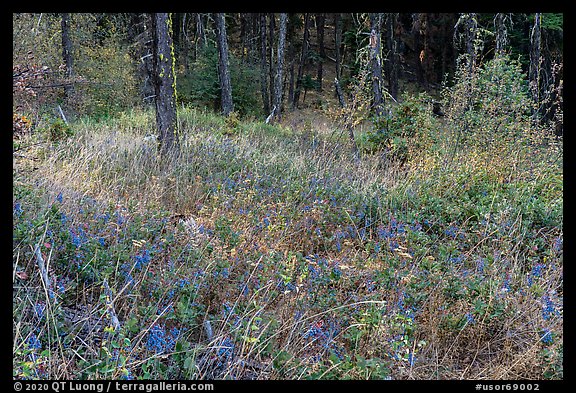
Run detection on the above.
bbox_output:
[34,302,46,320]
[542,295,557,321]
[540,329,554,345]
[27,333,42,350]
[14,202,23,216]
[553,237,562,253]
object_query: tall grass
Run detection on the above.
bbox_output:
[13,94,562,379]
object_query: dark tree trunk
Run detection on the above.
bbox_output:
[133,13,155,104]
[369,13,385,117]
[268,14,276,111]
[293,13,311,109]
[196,13,206,54]
[334,78,359,161]
[259,13,270,115]
[335,13,342,80]
[315,13,325,91]
[465,14,478,74]
[412,13,427,88]
[288,60,296,108]
[384,13,399,100]
[273,13,288,121]
[494,13,510,56]
[215,13,234,116]
[529,13,542,122]
[61,13,74,99]
[455,13,478,75]
[181,13,190,72]
[286,13,298,107]
[151,13,178,155]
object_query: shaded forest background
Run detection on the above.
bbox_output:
[13,13,563,134]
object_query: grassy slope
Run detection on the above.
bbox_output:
[13,103,562,380]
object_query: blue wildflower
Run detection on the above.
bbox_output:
[70,231,82,248]
[217,337,235,361]
[476,258,485,273]
[146,323,178,354]
[542,296,556,321]
[56,192,63,203]
[540,329,554,345]
[553,237,562,253]
[531,264,545,278]
[14,202,23,216]
[134,249,152,270]
[27,333,42,350]
[34,302,46,320]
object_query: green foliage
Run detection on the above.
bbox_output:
[45,118,75,142]
[445,54,531,152]
[177,45,262,117]
[365,93,434,163]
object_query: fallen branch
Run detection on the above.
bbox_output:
[33,244,53,296]
[334,78,360,161]
[102,278,121,331]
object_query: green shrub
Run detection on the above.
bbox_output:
[365,93,434,163]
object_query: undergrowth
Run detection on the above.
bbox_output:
[13,92,562,379]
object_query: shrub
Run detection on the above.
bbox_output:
[365,93,436,163]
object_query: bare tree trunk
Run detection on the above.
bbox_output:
[335,13,342,81]
[273,13,288,121]
[369,13,385,117]
[494,13,510,56]
[456,13,478,75]
[215,13,234,116]
[259,13,270,115]
[529,13,542,123]
[334,78,359,161]
[181,13,190,72]
[293,13,311,109]
[384,13,399,100]
[316,13,325,91]
[196,13,206,55]
[61,13,74,100]
[151,13,178,155]
[268,14,276,110]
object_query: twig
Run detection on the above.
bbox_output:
[57,105,68,124]
[102,278,121,331]
[34,244,52,293]
[265,106,276,124]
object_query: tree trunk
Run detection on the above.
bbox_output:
[268,14,276,111]
[293,13,310,109]
[335,13,342,80]
[369,13,385,117]
[196,13,206,54]
[181,13,190,72]
[316,13,325,91]
[384,13,399,100]
[259,13,270,115]
[461,13,478,75]
[334,78,359,161]
[529,13,542,122]
[494,13,510,56]
[151,13,178,155]
[61,13,74,100]
[215,13,234,116]
[273,13,288,121]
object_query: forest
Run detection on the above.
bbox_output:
[13,13,562,381]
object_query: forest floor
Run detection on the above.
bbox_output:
[13,64,563,380]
